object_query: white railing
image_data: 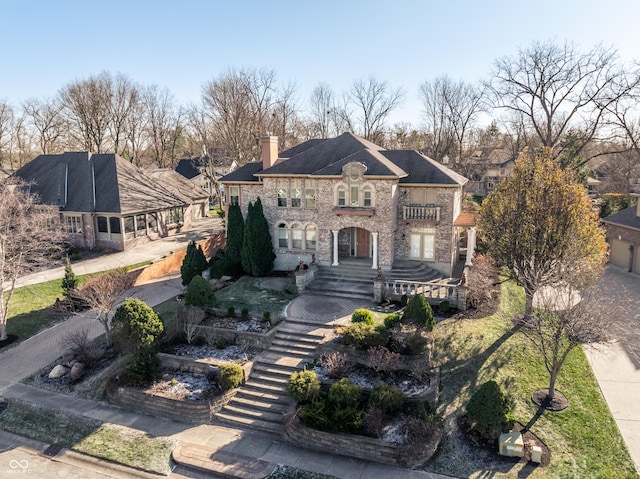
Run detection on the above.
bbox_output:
[383,279,461,306]
[402,205,440,221]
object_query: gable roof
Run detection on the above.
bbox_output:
[220,132,467,186]
[175,158,202,179]
[147,169,209,203]
[13,152,188,214]
[602,205,640,231]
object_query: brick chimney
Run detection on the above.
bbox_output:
[261,134,278,170]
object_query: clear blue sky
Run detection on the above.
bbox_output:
[1,0,640,126]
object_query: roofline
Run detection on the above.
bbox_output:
[219,180,261,185]
[602,219,640,232]
[401,182,466,188]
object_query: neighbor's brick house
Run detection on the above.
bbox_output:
[219,133,468,277]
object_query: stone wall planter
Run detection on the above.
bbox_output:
[156,352,254,380]
[285,416,442,468]
[191,323,278,350]
[316,341,432,372]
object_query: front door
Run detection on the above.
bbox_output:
[355,228,370,257]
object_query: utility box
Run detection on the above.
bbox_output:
[499,432,524,458]
[531,445,543,463]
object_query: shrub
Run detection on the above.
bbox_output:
[328,378,361,409]
[241,307,249,320]
[126,351,161,381]
[466,380,515,443]
[400,294,408,306]
[287,370,320,403]
[299,399,332,431]
[332,406,363,433]
[367,345,402,374]
[438,299,450,313]
[217,363,244,391]
[402,294,435,331]
[185,275,216,308]
[383,312,401,329]
[262,311,271,321]
[215,337,227,349]
[466,254,497,309]
[176,306,205,341]
[339,323,388,350]
[210,259,225,279]
[111,298,164,355]
[61,256,79,299]
[228,306,235,318]
[362,405,385,437]
[351,308,374,325]
[59,328,104,368]
[369,383,405,414]
[405,400,440,423]
[321,353,352,379]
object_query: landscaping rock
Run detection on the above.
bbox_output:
[69,362,85,381]
[49,365,69,379]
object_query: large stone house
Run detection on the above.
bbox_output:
[219,133,468,277]
[13,152,209,251]
[602,193,640,274]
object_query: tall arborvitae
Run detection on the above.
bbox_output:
[61,256,79,299]
[224,203,244,276]
[180,241,207,285]
[241,197,275,276]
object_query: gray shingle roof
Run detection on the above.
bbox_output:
[13,152,188,214]
[603,206,640,230]
[219,132,468,186]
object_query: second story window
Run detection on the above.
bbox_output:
[363,186,372,207]
[337,186,346,206]
[229,186,239,206]
[305,181,316,209]
[277,179,288,207]
[350,185,359,206]
[291,179,301,207]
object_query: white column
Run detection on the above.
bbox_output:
[332,230,339,266]
[371,232,379,269]
[465,227,477,266]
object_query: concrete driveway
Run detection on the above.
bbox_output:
[584,264,640,473]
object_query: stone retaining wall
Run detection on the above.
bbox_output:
[190,324,278,350]
[156,352,254,379]
[285,416,442,468]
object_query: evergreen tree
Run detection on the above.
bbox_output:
[61,257,79,299]
[224,203,244,276]
[180,241,208,286]
[241,197,275,276]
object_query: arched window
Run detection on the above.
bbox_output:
[291,223,303,249]
[305,225,317,250]
[278,223,288,248]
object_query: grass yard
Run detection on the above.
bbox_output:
[213,275,297,318]
[427,281,638,479]
[0,400,174,475]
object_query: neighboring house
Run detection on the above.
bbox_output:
[464,148,515,197]
[147,169,209,220]
[175,155,233,203]
[13,152,208,251]
[219,133,468,277]
[602,193,640,274]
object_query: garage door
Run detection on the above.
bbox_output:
[610,238,631,269]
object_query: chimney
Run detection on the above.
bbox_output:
[261,134,278,170]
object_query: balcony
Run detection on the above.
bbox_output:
[332,206,375,217]
[402,204,440,221]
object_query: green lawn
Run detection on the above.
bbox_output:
[428,281,638,479]
[0,400,174,475]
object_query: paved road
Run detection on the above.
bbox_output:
[584,264,640,474]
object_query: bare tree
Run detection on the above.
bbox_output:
[420,77,457,161]
[487,40,635,162]
[22,97,67,154]
[108,73,141,157]
[521,284,608,404]
[201,67,278,163]
[272,80,301,150]
[60,72,112,152]
[73,268,136,347]
[143,85,184,168]
[0,179,66,341]
[345,75,405,142]
[0,100,14,162]
[307,83,338,138]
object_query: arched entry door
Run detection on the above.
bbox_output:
[339,227,371,258]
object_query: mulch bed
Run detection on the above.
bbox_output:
[459,415,551,467]
[532,388,569,411]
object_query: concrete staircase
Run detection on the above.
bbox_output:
[305,258,444,301]
[214,318,332,434]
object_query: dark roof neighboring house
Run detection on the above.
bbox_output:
[147,169,209,203]
[175,158,202,179]
[221,132,467,186]
[602,206,640,231]
[13,152,188,214]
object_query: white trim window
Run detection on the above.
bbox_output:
[64,215,82,234]
[305,180,316,209]
[291,179,301,208]
[277,179,288,207]
[278,223,289,248]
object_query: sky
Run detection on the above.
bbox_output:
[2,0,640,127]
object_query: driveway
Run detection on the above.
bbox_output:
[584,264,640,473]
